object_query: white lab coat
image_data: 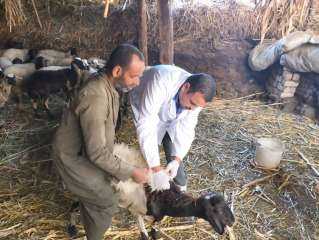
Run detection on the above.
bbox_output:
[130,65,202,168]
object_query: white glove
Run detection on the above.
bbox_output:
[165,160,180,179]
[150,170,171,191]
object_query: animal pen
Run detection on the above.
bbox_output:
[0,0,318,239]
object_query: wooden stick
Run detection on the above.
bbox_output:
[138,0,148,65]
[104,224,199,236]
[0,223,21,238]
[103,0,110,18]
[297,150,319,177]
[242,173,278,189]
[158,0,174,64]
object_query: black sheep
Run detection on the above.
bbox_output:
[19,59,88,118]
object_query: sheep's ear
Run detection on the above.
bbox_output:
[28,49,38,60]
[34,56,47,69]
[69,47,77,56]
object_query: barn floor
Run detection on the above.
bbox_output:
[0,95,318,240]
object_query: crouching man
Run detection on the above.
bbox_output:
[130,65,216,192]
[52,44,149,240]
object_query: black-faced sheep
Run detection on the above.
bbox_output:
[2,48,37,62]
[37,47,77,59]
[36,48,78,67]
[67,143,235,240]
[4,56,47,79]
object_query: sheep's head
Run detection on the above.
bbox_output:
[28,49,39,61]
[198,192,235,235]
[0,74,13,108]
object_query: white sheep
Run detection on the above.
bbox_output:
[36,48,77,67]
[2,48,37,62]
[37,48,77,59]
[4,56,47,79]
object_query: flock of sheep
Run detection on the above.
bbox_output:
[0,44,105,118]
[0,43,235,239]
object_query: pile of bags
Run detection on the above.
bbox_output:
[249,31,319,102]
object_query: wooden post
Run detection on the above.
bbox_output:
[138,0,148,65]
[158,0,174,64]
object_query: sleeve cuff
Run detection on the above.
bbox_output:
[113,156,135,181]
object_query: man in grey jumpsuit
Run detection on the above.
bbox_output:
[52,44,148,240]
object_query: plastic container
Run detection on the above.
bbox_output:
[255,138,284,169]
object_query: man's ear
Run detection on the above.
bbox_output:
[112,65,122,78]
[182,82,190,93]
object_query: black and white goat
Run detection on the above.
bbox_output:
[9,58,89,118]
[68,143,235,239]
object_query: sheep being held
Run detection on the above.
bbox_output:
[68,143,235,240]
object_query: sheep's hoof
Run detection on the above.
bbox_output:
[140,232,149,240]
[67,224,78,238]
[150,228,161,240]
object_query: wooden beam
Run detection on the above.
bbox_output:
[158,0,174,64]
[138,0,148,65]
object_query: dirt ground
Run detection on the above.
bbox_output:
[0,94,318,240]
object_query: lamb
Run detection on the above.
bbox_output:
[68,143,235,240]
[36,47,77,59]
[0,57,24,71]
[13,59,89,118]
[0,57,47,109]
[36,48,78,67]
[2,48,37,62]
[4,56,47,79]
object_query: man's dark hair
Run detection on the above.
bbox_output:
[185,73,216,102]
[105,44,144,74]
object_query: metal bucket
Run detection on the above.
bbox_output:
[255,138,284,169]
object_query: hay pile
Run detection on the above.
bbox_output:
[0,94,318,239]
[257,0,319,42]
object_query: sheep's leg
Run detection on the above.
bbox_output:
[44,98,54,119]
[149,221,161,240]
[137,215,149,240]
[31,98,41,118]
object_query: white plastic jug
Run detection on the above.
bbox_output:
[255,138,284,169]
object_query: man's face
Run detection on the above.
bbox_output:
[114,55,145,92]
[179,83,207,110]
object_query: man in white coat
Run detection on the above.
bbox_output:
[130,65,216,191]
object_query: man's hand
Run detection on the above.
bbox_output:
[131,168,150,184]
[165,159,180,179]
[150,170,171,191]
